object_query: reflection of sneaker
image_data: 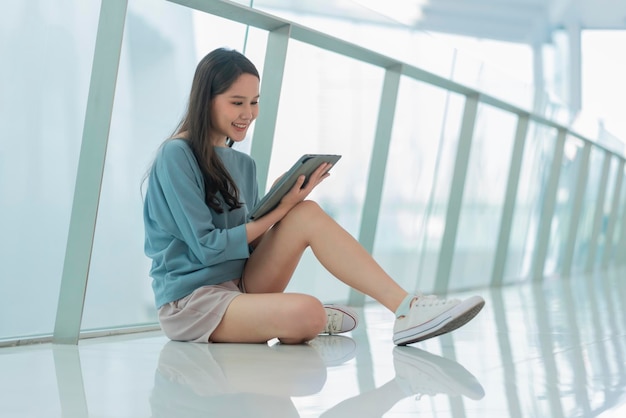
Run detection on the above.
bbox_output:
[393,346,485,400]
[393,295,484,345]
[321,304,358,334]
[308,335,357,367]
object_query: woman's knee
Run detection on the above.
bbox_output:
[282,200,326,228]
[282,295,326,342]
[291,200,322,216]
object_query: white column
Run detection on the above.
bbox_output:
[567,21,582,115]
[532,42,546,115]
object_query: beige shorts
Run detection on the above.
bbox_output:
[158,279,244,343]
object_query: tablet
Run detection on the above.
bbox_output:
[249,154,341,220]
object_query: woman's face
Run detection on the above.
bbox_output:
[210,73,260,147]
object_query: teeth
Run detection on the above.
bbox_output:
[233,123,247,128]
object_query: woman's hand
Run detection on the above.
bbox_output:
[278,162,332,209]
[244,163,333,244]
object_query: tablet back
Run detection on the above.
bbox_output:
[249,154,341,219]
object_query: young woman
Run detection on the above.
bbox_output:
[143,48,485,345]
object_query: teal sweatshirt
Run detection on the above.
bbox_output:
[143,139,259,308]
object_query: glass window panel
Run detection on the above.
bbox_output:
[449,104,517,289]
[373,78,464,294]
[594,156,618,266]
[543,137,585,277]
[582,30,626,143]
[272,41,384,303]
[439,35,533,111]
[611,166,626,262]
[570,147,604,275]
[412,93,466,293]
[82,1,263,330]
[0,0,100,339]
[504,124,557,283]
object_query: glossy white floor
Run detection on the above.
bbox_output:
[2,267,626,418]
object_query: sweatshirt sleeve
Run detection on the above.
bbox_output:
[146,141,250,266]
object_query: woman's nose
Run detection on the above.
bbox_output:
[241,107,253,120]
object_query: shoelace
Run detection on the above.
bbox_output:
[325,311,341,334]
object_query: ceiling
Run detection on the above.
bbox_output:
[255,0,626,44]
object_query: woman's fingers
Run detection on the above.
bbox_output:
[282,163,332,205]
[307,163,331,188]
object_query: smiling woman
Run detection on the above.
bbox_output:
[209,74,259,144]
[141,47,485,346]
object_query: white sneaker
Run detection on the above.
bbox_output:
[393,295,484,345]
[321,304,358,335]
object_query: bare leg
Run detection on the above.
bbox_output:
[211,292,327,344]
[243,200,408,312]
[212,200,409,344]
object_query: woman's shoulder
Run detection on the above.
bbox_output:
[153,139,198,173]
[159,138,192,158]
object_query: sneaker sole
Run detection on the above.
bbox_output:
[394,296,485,346]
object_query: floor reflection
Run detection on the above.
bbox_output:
[152,341,328,417]
[151,335,484,417]
[486,268,626,418]
[319,346,484,417]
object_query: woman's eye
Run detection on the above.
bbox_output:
[251,101,259,105]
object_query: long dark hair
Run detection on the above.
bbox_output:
[174,48,260,212]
